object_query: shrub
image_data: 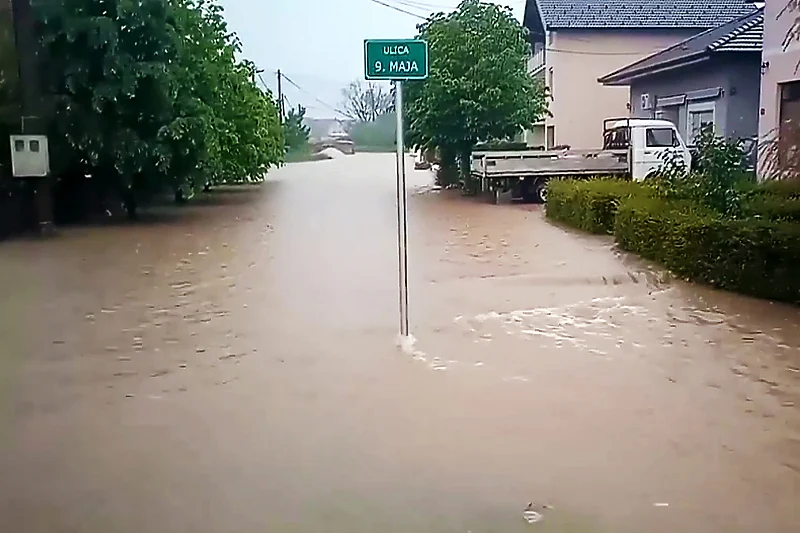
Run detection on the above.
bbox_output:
[648,126,749,216]
[615,196,800,304]
[546,179,651,234]
[740,194,800,222]
[756,179,800,198]
[737,178,800,221]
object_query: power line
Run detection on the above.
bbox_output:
[256,72,272,92]
[367,0,665,57]
[368,0,427,19]
[392,0,453,11]
[546,48,664,56]
[277,71,350,118]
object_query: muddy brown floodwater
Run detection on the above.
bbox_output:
[1,153,799,533]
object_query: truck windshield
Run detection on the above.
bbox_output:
[603,127,629,150]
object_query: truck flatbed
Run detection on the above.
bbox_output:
[468,118,691,204]
[471,149,629,178]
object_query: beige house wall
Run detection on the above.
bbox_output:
[547,29,697,148]
[759,2,800,148]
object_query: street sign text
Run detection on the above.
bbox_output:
[364,39,429,81]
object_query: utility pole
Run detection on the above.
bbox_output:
[276,69,285,123]
[11,0,52,234]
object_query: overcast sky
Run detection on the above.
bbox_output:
[219,0,526,118]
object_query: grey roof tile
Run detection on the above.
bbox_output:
[534,0,758,29]
[598,8,764,84]
[710,11,763,51]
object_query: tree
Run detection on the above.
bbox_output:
[37,0,178,217]
[283,104,311,152]
[404,0,548,189]
[156,0,284,188]
[340,80,394,122]
[34,0,284,218]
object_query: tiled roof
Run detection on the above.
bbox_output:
[598,8,763,85]
[528,0,758,29]
[709,10,763,51]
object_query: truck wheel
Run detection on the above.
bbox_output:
[534,179,549,203]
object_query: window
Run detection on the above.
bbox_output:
[687,101,716,145]
[547,67,553,97]
[603,127,629,150]
[645,128,677,148]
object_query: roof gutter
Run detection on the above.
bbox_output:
[598,53,709,86]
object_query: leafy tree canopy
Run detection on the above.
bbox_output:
[35,0,283,215]
[404,0,548,161]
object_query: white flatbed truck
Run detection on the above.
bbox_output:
[471,118,692,204]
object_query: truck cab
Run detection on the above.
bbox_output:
[603,118,692,181]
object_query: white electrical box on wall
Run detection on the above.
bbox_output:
[10,134,50,178]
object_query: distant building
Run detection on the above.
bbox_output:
[522,0,758,149]
[599,8,763,146]
[306,118,352,141]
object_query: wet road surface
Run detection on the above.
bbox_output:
[1,153,799,533]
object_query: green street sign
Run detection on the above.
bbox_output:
[364,39,429,81]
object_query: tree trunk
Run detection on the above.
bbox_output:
[436,144,459,187]
[174,188,187,205]
[123,190,138,220]
[459,142,478,196]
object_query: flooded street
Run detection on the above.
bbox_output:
[1,153,799,533]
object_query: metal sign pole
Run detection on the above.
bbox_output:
[395,81,410,338]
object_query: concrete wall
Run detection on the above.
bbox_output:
[725,55,763,140]
[759,1,800,141]
[628,54,761,143]
[524,125,545,147]
[548,29,698,148]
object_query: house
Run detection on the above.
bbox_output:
[306,118,352,141]
[758,0,800,177]
[522,0,759,150]
[598,8,764,146]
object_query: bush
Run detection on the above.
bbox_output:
[752,179,800,198]
[546,179,652,234]
[740,194,800,222]
[615,196,800,303]
[648,126,749,216]
[737,179,800,221]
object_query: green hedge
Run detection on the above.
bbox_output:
[615,196,800,303]
[739,180,800,222]
[740,194,800,222]
[546,179,652,234]
[546,178,800,303]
